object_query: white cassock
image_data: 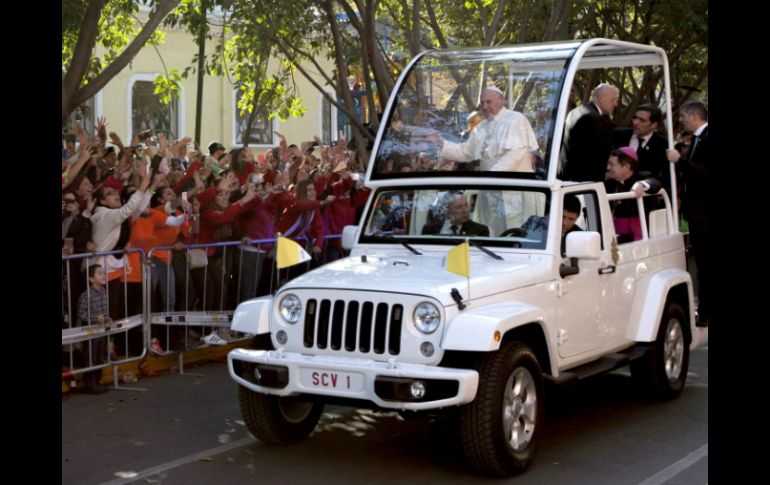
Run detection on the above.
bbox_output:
[438,108,538,171]
[439,109,543,234]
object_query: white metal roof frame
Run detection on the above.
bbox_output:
[365,38,676,214]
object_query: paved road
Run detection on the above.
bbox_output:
[62,347,707,485]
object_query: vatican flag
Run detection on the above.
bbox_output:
[446,241,470,277]
[276,236,312,269]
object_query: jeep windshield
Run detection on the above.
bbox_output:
[371,44,577,180]
[360,187,550,249]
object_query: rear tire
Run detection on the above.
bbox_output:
[239,386,323,445]
[459,341,544,476]
[631,300,690,399]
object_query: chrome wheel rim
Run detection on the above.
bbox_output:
[663,318,685,382]
[503,367,537,451]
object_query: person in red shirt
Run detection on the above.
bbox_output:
[275,179,334,270]
[196,184,257,309]
[230,148,257,186]
[235,183,277,301]
[322,171,371,260]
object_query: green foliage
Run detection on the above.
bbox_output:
[62,0,169,85]
[163,0,213,39]
[153,68,183,105]
[64,0,707,144]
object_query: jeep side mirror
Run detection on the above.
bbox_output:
[342,225,358,250]
[564,231,601,260]
[560,232,601,278]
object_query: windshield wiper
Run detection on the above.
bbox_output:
[399,241,422,255]
[374,233,422,255]
[470,240,503,260]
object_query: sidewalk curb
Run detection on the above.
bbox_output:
[62,340,249,393]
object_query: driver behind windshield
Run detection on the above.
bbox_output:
[422,194,490,237]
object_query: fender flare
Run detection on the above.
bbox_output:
[625,268,694,342]
[231,296,273,335]
[442,301,556,371]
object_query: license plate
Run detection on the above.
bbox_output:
[299,368,364,393]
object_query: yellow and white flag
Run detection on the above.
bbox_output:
[446,241,470,277]
[276,236,312,269]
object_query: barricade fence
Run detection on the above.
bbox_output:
[62,235,345,385]
[61,248,149,388]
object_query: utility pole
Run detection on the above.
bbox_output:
[194,0,208,149]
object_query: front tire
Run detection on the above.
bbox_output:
[459,341,544,476]
[239,386,323,445]
[631,300,690,399]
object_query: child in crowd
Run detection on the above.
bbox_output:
[76,264,110,394]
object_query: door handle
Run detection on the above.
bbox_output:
[598,265,616,275]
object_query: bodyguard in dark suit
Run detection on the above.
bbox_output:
[560,83,619,182]
[666,101,709,326]
[612,103,672,197]
[422,195,490,237]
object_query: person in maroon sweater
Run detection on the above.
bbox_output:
[235,185,278,300]
[229,148,257,186]
[196,185,257,309]
[275,179,332,257]
[322,171,371,259]
[191,169,240,212]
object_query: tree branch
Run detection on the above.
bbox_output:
[64,0,181,122]
[62,0,108,121]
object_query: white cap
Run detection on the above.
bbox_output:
[483,85,505,97]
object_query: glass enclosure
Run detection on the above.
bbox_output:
[372,45,579,179]
[361,187,550,249]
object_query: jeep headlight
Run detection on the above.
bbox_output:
[413,302,440,334]
[278,294,302,323]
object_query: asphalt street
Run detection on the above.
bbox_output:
[62,347,708,485]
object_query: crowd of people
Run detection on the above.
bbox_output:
[62,87,709,393]
[62,120,373,392]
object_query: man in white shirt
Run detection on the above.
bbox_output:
[428,87,539,172]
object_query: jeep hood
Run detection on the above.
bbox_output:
[282,253,550,306]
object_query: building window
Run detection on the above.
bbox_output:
[320,87,338,145]
[131,80,179,140]
[322,95,332,144]
[232,89,276,146]
[63,98,95,138]
[127,74,184,142]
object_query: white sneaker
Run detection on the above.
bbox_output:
[202,332,227,346]
[150,338,167,355]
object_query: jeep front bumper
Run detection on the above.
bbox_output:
[228,348,479,411]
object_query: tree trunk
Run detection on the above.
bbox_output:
[62,0,181,124]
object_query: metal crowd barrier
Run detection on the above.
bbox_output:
[62,234,347,385]
[61,248,148,391]
[143,234,346,374]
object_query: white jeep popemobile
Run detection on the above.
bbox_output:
[228,38,708,477]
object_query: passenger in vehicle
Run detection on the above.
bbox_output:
[518,194,583,254]
[422,194,490,237]
[612,103,671,198]
[560,83,618,182]
[427,86,539,172]
[559,194,584,253]
[605,147,660,243]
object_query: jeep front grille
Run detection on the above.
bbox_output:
[303,299,403,355]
